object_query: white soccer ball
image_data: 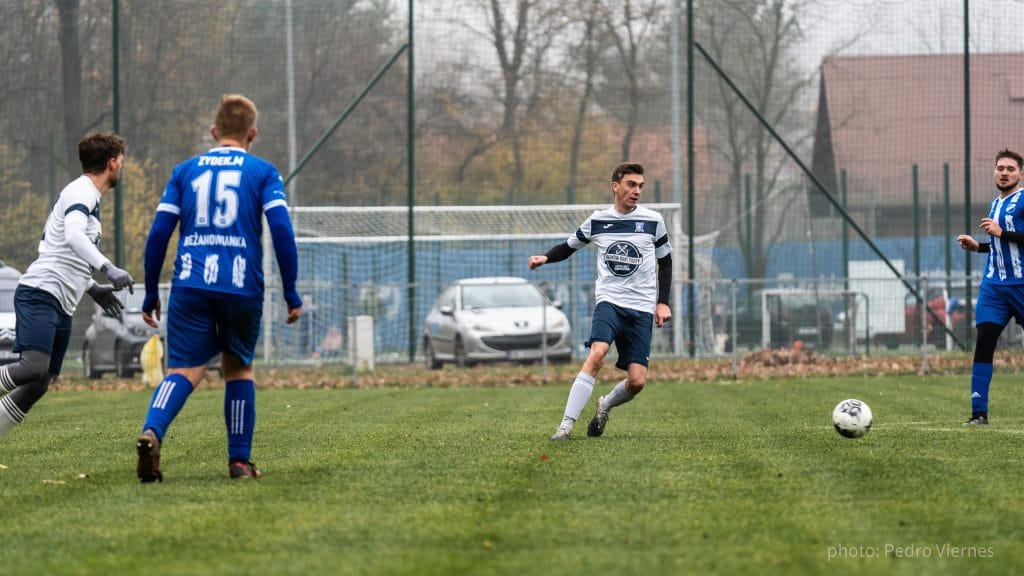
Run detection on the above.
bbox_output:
[832,399,873,438]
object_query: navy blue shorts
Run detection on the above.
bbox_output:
[586,301,653,370]
[975,282,1024,327]
[166,287,263,368]
[13,285,72,376]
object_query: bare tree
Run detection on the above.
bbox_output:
[697,0,817,279]
[562,0,608,202]
[597,0,664,162]
[434,0,565,200]
[486,0,561,199]
[55,0,84,175]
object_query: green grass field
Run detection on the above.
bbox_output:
[1,373,1022,575]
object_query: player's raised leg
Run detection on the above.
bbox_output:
[588,308,652,437]
[0,351,54,437]
[588,371,644,438]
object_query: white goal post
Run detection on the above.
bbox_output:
[267,204,718,362]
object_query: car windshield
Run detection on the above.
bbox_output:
[0,289,13,314]
[460,283,544,309]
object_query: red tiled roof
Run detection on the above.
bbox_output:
[821,53,1024,205]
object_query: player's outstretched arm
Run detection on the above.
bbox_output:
[65,209,120,278]
[957,234,980,252]
[87,282,124,317]
[141,211,179,326]
[266,205,302,323]
[100,262,135,293]
[531,242,576,270]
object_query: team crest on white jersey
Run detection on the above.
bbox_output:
[635,222,645,233]
[605,241,642,277]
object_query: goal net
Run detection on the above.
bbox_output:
[270,204,718,363]
[757,288,860,353]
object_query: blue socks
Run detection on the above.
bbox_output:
[141,375,256,464]
[225,379,256,463]
[970,362,993,414]
[142,374,194,441]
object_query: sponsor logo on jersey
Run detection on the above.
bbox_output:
[182,233,248,248]
[604,241,642,277]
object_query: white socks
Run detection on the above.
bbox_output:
[602,379,635,411]
[0,396,24,437]
[0,365,16,392]
[560,372,596,427]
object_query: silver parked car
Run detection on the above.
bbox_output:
[0,262,20,366]
[82,290,162,379]
[423,277,572,369]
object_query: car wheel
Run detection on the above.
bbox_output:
[82,344,101,379]
[424,338,442,370]
[115,342,133,379]
[454,337,471,368]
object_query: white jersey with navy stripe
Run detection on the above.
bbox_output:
[984,187,1024,285]
[567,205,672,313]
[20,175,105,315]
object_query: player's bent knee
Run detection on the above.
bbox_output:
[13,350,53,384]
[25,375,51,396]
[626,380,645,395]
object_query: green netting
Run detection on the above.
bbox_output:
[1,0,1021,361]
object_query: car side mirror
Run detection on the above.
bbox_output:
[439,305,454,316]
[552,300,563,310]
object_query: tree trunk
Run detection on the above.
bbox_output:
[55,0,82,179]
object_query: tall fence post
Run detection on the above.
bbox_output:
[920,276,930,375]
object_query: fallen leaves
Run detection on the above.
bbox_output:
[48,348,1005,390]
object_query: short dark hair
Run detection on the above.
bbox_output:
[611,162,644,182]
[996,148,1023,171]
[79,132,125,174]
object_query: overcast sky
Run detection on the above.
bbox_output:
[414,0,1023,74]
[803,0,1023,63]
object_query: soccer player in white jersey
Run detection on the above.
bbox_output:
[529,163,673,440]
[956,148,1024,426]
[135,95,302,482]
[0,133,134,437]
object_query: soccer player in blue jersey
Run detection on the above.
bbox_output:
[956,148,1024,426]
[0,133,133,438]
[529,163,673,441]
[135,95,302,481]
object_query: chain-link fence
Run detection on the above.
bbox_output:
[1,1,1021,369]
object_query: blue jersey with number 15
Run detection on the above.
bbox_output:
[156,146,288,299]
